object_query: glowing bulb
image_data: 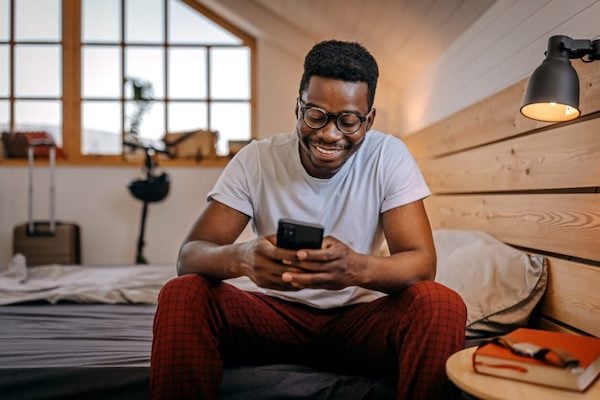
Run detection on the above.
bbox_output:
[565,106,577,115]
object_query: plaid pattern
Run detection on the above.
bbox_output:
[150,275,466,400]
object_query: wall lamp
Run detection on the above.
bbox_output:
[520,35,600,122]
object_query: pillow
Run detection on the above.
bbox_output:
[433,229,547,339]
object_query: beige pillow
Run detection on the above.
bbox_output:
[433,229,547,338]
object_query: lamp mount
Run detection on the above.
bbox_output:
[548,35,600,62]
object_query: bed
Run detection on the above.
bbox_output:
[0,303,155,400]
[0,261,170,400]
[0,229,546,399]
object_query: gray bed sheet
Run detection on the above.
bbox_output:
[0,303,395,400]
[0,304,154,400]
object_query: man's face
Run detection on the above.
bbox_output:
[296,76,375,179]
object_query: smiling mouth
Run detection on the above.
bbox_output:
[310,143,345,159]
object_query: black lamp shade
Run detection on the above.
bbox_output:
[520,55,580,122]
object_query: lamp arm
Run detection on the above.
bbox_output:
[585,39,600,62]
[549,35,600,61]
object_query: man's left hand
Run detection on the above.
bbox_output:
[280,236,367,290]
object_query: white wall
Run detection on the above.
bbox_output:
[0,166,222,265]
[394,0,600,135]
[255,40,304,137]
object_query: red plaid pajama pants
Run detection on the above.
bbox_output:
[150,275,466,400]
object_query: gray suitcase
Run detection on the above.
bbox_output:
[13,142,81,266]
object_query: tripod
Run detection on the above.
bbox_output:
[125,141,170,264]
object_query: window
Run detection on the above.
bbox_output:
[0,0,62,146]
[0,0,254,162]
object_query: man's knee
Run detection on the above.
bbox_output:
[396,281,467,326]
[158,274,213,304]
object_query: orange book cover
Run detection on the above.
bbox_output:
[473,328,600,391]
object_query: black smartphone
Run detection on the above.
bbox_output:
[277,218,324,250]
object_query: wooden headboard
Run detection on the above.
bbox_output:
[405,60,600,338]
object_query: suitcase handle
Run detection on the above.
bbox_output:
[27,143,56,235]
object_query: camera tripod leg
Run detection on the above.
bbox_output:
[135,201,149,264]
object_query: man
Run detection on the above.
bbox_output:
[150,40,466,400]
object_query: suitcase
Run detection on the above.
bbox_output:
[13,142,81,266]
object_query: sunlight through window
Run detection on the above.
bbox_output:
[81,0,252,156]
[1,0,253,161]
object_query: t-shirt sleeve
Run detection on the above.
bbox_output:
[207,142,256,218]
[380,136,431,213]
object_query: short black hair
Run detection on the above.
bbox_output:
[299,40,379,109]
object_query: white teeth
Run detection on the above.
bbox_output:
[314,145,339,155]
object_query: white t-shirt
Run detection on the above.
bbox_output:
[208,130,430,308]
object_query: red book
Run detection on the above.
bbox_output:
[473,328,600,391]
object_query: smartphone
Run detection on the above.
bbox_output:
[277,218,324,250]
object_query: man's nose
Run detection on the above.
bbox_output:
[317,119,343,142]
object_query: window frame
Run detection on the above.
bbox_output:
[1,0,63,147]
[1,0,256,166]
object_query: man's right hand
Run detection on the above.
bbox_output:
[235,235,304,291]
[177,201,325,291]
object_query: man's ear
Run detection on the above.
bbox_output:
[294,97,301,119]
[366,108,376,131]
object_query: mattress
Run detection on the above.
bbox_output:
[0,258,397,399]
[0,303,154,400]
[0,301,394,400]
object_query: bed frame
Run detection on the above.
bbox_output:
[405,60,600,338]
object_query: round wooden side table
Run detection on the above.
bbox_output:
[446,347,600,400]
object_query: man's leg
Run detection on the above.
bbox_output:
[149,274,322,400]
[320,281,467,400]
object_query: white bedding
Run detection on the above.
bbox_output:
[0,254,260,305]
[0,254,177,305]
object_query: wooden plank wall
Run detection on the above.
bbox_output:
[404,60,600,337]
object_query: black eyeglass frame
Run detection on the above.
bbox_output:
[297,99,371,135]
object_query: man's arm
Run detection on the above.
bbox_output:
[280,199,436,293]
[365,198,436,291]
[178,200,301,290]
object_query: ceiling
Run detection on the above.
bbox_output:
[253,0,496,90]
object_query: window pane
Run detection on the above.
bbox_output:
[83,46,121,98]
[211,102,250,155]
[14,100,62,146]
[0,100,8,131]
[126,0,163,43]
[167,102,207,132]
[168,48,206,99]
[15,45,61,97]
[168,0,241,45]
[83,0,120,43]
[210,48,250,99]
[82,101,122,155]
[0,45,8,97]
[15,0,60,41]
[125,47,164,98]
[126,100,165,141]
[0,0,9,40]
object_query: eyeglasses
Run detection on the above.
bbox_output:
[298,99,370,135]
